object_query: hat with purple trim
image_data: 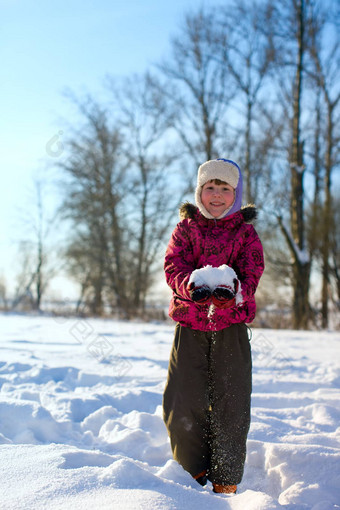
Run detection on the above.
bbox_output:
[195,158,242,219]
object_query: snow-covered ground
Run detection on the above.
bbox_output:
[0,313,339,510]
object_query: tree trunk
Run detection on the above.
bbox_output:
[290,0,310,329]
[134,158,148,311]
[292,258,310,330]
[321,108,333,328]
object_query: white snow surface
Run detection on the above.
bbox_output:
[189,264,243,304]
[0,313,339,510]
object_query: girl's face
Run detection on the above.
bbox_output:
[201,180,235,218]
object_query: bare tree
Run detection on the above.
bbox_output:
[156,8,236,187]
[260,0,340,329]
[262,0,318,329]
[308,5,340,327]
[13,178,57,310]
[217,0,275,204]
[59,97,127,316]
[60,86,180,318]
[330,194,340,313]
[107,73,182,313]
[0,277,7,310]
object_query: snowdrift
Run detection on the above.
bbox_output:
[0,314,339,509]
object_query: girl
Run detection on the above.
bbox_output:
[163,158,264,494]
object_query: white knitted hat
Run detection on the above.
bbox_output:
[195,159,240,219]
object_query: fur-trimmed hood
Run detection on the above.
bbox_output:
[179,202,258,224]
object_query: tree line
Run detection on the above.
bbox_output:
[10,0,340,329]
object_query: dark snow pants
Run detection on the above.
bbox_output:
[163,323,252,485]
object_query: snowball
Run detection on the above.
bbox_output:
[189,264,243,304]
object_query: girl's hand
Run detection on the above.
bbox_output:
[188,283,212,304]
[211,278,239,308]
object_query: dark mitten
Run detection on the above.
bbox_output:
[189,284,212,304]
[212,278,239,309]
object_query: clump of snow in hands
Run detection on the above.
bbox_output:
[189,264,243,305]
[0,314,340,509]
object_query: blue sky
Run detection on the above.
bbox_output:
[0,0,213,297]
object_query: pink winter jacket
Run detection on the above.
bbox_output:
[164,203,264,331]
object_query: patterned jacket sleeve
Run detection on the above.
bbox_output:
[164,221,195,301]
[233,225,264,303]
